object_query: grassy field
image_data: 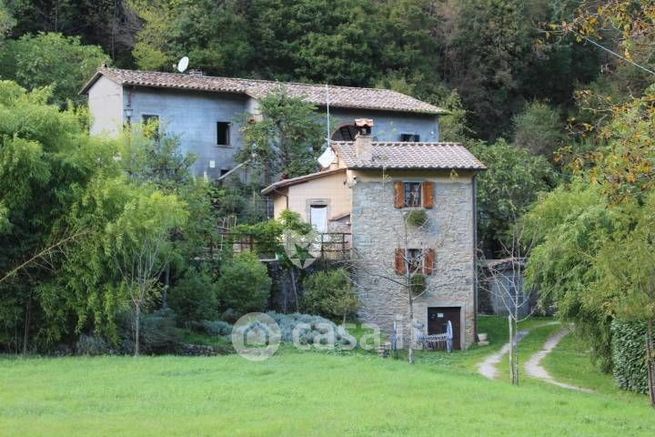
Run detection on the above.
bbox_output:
[542,330,646,401]
[2,344,655,435]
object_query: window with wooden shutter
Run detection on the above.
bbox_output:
[424,248,436,275]
[395,248,406,274]
[394,181,404,208]
[422,181,434,209]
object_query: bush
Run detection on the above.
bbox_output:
[611,319,649,394]
[118,308,183,355]
[75,334,110,356]
[302,269,359,323]
[168,270,219,324]
[197,320,233,336]
[410,274,427,296]
[217,251,272,317]
[406,209,428,227]
[268,312,351,346]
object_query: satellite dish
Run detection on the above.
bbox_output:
[176,56,189,73]
[317,147,336,169]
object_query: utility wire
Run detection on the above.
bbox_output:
[577,32,655,77]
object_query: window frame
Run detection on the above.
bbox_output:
[400,133,420,142]
[217,121,231,146]
[403,181,423,208]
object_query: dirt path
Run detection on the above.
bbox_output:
[478,329,530,380]
[524,327,593,393]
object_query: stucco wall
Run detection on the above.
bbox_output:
[88,76,123,136]
[273,171,351,228]
[125,87,249,178]
[326,108,440,142]
[350,169,476,348]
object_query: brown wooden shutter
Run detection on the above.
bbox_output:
[422,181,434,209]
[424,248,435,275]
[395,248,406,275]
[394,181,404,208]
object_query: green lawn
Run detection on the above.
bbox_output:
[2,347,655,436]
[542,331,645,401]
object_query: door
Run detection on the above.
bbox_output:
[427,307,461,350]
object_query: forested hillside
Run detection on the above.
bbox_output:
[2,0,655,394]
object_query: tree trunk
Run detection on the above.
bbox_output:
[514,317,520,385]
[508,315,514,384]
[290,267,299,312]
[22,297,31,356]
[134,303,141,357]
[647,319,655,407]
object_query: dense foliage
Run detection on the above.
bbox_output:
[302,269,359,323]
[611,320,649,394]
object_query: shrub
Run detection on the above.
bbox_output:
[168,270,219,324]
[410,274,427,296]
[75,334,110,356]
[217,251,272,317]
[197,320,233,336]
[302,269,359,323]
[118,308,183,355]
[406,209,428,227]
[268,312,351,346]
[611,319,649,393]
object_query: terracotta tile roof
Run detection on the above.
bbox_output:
[82,67,446,115]
[261,168,346,195]
[331,141,486,171]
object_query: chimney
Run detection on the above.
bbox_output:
[354,118,374,161]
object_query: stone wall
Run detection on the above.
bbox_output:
[350,170,476,348]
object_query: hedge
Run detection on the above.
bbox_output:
[610,320,649,394]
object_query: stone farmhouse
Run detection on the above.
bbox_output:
[82,67,446,179]
[83,68,486,349]
[263,120,486,349]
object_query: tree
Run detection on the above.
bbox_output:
[513,102,565,159]
[0,81,119,352]
[0,2,14,44]
[216,251,271,319]
[470,139,557,255]
[481,221,535,385]
[239,90,324,181]
[302,268,359,324]
[104,189,188,356]
[0,32,109,105]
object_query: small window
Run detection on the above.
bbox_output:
[407,249,423,273]
[310,204,328,233]
[142,114,160,140]
[217,122,230,146]
[400,133,420,142]
[404,182,422,207]
[220,168,230,177]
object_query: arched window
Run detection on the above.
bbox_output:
[331,124,358,141]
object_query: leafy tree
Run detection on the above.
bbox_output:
[0,2,14,44]
[239,90,324,180]
[0,32,109,105]
[217,251,271,319]
[470,139,557,254]
[103,188,188,355]
[302,268,358,324]
[6,0,138,63]
[513,102,565,159]
[0,81,119,351]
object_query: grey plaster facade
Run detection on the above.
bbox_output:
[350,170,476,349]
[87,81,441,179]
